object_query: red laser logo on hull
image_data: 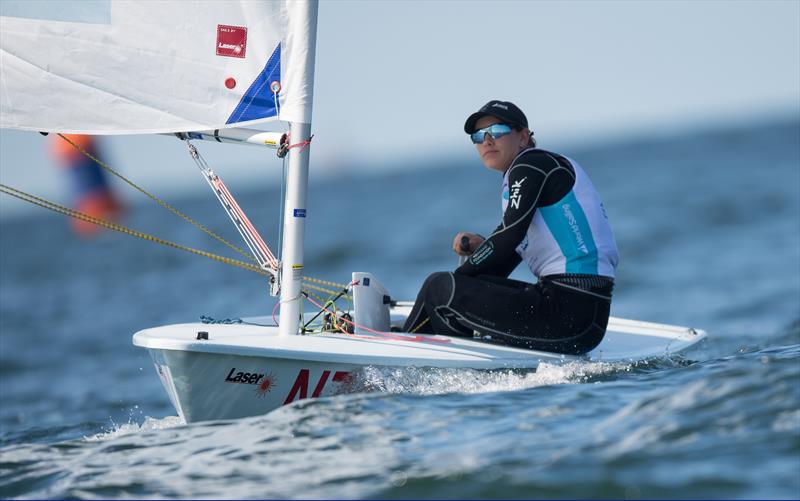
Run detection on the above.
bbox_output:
[256,372,277,397]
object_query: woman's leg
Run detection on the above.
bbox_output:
[403,272,611,355]
[485,280,611,355]
[403,271,539,337]
[402,274,437,333]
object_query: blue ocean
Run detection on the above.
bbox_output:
[1,117,798,499]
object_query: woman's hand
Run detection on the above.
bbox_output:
[452,232,486,256]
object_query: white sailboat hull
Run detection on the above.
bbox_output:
[133,306,706,423]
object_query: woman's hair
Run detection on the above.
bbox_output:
[514,126,537,148]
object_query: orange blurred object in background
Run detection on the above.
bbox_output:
[48,135,124,237]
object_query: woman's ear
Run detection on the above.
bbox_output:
[519,127,531,148]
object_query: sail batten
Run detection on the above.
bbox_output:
[0,1,315,134]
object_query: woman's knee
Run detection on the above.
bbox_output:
[421,271,454,307]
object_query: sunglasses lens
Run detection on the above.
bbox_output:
[491,124,512,139]
[470,124,512,143]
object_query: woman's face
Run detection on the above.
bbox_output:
[473,115,529,173]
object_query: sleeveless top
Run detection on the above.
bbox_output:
[501,151,618,278]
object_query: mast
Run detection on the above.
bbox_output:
[278,1,318,336]
[278,121,311,336]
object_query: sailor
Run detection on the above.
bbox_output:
[403,100,619,355]
[49,134,123,237]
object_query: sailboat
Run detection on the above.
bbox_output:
[0,1,705,423]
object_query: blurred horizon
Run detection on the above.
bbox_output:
[1,0,798,217]
[1,109,797,219]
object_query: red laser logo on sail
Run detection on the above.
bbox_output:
[216,25,247,58]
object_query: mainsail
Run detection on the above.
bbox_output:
[0,0,316,133]
[1,0,319,337]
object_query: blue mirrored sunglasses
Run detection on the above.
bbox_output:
[470,123,513,144]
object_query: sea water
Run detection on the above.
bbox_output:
[1,117,798,499]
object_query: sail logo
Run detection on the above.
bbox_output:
[217,25,247,59]
[218,43,242,52]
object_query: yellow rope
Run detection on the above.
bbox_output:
[0,184,268,277]
[57,133,256,264]
[12,135,359,318]
[4,180,417,334]
[57,134,358,292]
[409,317,429,333]
[302,281,352,300]
[302,275,350,290]
[303,288,329,306]
[1,183,357,298]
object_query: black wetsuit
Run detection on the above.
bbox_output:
[403,149,618,355]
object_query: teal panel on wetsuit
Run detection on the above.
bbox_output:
[539,191,599,274]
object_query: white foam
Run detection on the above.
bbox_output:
[84,415,184,442]
[357,360,632,396]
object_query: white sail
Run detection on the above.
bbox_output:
[0,0,316,134]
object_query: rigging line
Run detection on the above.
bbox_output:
[278,153,287,262]
[0,184,268,277]
[271,83,288,263]
[272,82,281,120]
[302,282,352,300]
[186,141,279,271]
[303,292,449,343]
[302,288,329,308]
[302,276,350,290]
[272,289,305,327]
[303,280,355,330]
[410,317,430,334]
[285,134,314,153]
[56,133,256,264]
[2,183,355,294]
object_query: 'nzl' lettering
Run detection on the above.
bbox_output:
[283,369,351,405]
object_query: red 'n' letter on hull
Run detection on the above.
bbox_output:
[284,370,351,405]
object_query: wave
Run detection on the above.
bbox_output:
[84,415,184,442]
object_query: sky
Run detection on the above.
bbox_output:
[1,0,798,214]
